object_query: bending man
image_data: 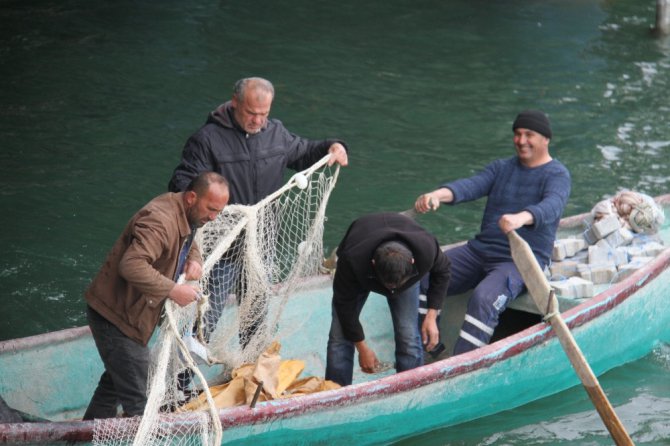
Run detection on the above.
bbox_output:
[326,212,450,386]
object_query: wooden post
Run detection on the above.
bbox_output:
[655,0,670,36]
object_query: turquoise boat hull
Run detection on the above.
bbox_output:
[2,197,670,445]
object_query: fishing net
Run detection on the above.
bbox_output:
[93,155,340,446]
[591,190,665,234]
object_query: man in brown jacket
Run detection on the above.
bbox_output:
[83,172,229,420]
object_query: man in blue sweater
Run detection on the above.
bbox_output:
[414,109,571,355]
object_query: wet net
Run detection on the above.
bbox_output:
[93,155,340,445]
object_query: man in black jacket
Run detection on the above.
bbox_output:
[168,77,348,202]
[167,77,349,342]
[326,213,450,386]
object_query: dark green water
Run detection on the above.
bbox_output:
[1,0,669,444]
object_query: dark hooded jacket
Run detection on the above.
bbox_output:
[168,101,347,204]
[333,212,451,343]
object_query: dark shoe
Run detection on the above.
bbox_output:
[425,342,446,362]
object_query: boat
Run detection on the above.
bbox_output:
[1,194,670,445]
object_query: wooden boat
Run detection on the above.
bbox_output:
[2,195,670,445]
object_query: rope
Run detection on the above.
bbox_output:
[163,298,223,445]
[542,290,560,322]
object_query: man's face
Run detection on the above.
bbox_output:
[513,128,550,167]
[185,184,229,228]
[231,89,273,134]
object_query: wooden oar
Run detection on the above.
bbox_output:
[399,197,437,219]
[399,207,418,219]
[507,230,634,446]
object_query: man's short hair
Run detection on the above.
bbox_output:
[233,77,275,101]
[373,241,414,289]
[186,172,228,196]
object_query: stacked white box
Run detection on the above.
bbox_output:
[549,260,580,279]
[532,210,664,308]
[603,227,634,248]
[578,262,618,284]
[615,256,655,282]
[550,276,594,299]
[552,238,588,261]
[583,215,621,244]
[587,245,628,267]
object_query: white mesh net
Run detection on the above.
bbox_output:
[92,155,340,445]
[591,190,665,234]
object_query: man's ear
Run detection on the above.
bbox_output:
[411,258,415,264]
[184,190,197,206]
[371,259,376,266]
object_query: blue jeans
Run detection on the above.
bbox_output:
[204,252,266,349]
[203,257,241,339]
[325,282,423,386]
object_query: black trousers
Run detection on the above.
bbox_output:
[83,306,149,419]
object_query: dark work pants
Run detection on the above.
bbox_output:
[419,243,526,356]
[83,306,149,420]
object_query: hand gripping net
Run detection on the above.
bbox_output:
[93,155,340,446]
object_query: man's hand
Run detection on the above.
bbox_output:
[415,193,439,214]
[355,340,380,373]
[168,283,201,307]
[498,211,534,234]
[183,260,203,281]
[327,143,348,167]
[421,309,440,351]
[415,188,452,214]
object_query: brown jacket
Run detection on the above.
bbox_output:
[85,192,202,345]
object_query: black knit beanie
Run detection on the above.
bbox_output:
[512,109,552,139]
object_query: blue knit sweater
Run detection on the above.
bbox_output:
[443,156,571,266]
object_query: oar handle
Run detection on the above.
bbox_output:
[400,197,437,219]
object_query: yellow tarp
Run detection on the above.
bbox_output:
[180,341,340,411]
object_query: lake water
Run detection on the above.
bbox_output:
[1,0,669,444]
